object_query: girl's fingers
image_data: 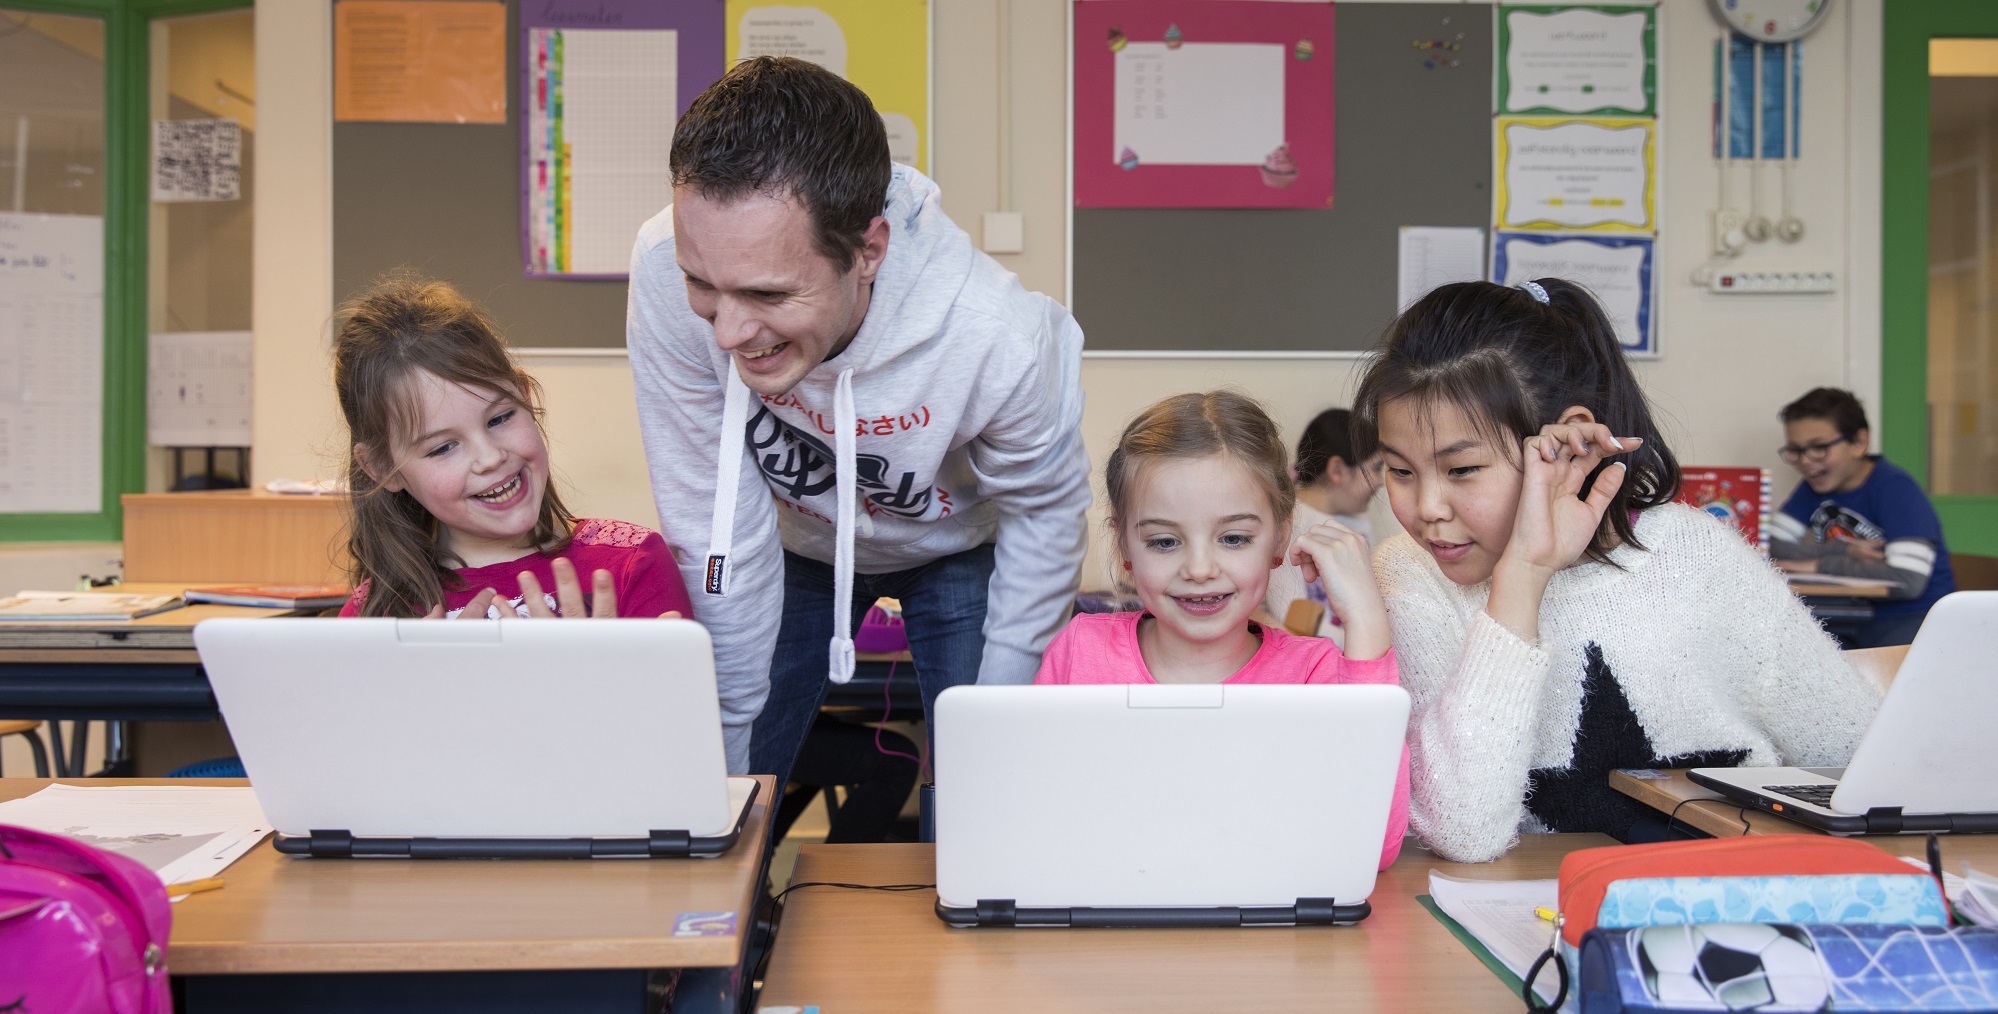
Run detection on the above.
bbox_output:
[549,558,589,617]
[591,568,617,618]
[660,610,683,619]
[423,603,445,619]
[517,571,557,618]
[456,588,498,620]
[1582,461,1628,517]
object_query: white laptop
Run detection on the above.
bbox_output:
[1689,591,1998,835]
[194,617,758,858]
[933,683,1409,927]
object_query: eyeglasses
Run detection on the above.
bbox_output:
[1777,436,1849,464]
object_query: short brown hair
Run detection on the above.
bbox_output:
[333,276,576,616]
[1106,391,1296,543]
[1781,387,1870,441]
[670,56,891,269]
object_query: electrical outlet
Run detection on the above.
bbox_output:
[1711,209,1747,256]
[1709,270,1837,294]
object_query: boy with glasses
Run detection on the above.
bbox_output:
[1770,387,1955,646]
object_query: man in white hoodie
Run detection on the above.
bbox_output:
[628,57,1090,783]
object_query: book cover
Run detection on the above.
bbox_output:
[0,592,184,621]
[183,584,350,609]
[1676,466,1772,549]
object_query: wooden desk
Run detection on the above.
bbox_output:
[759,834,1616,1013]
[1789,581,1892,598]
[4,777,774,1013]
[122,490,349,585]
[0,587,306,774]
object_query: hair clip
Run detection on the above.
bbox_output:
[1518,280,1550,304]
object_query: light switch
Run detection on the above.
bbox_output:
[982,211,1024,254]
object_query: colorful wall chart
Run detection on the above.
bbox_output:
[727,1,931,174]
[521,1,723,278]
[1074,1,1335,209]
[1492,3,1659,355]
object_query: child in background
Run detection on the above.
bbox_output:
[1265,408,1381,644]
[1034,391,1409,870]
[333,278,692,620]
[1770,387,1955,647]
[1356,279,1881,863]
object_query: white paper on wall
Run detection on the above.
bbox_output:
[152,119,242,202]
[1499,120,1652,230]
[0,212,103,514]
[558,29,678,275]
[1113,42,1285,167]
[1503,8,1650,114]
[1397,226,1487,311]
[149,331,252,447]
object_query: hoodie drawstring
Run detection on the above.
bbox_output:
[703,370,753,597]
[829,369,859,684]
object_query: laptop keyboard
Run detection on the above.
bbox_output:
[1767,783,1838,807]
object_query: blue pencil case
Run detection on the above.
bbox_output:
[1576,923,1998,1013]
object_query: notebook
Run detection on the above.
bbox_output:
[184,584,350,609]
[0,591,183,621]
[1689,591,1998,834]
[194,617,756,858]
[932,683,1409,927]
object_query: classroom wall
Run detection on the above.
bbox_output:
[238,0,1883,586]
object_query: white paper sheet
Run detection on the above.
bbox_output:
[1495,234,1651,352]
[149,330,252,447]
[1500,120,1652,230]
[152,119,243,202]
[1398,226,1486,311]
[561,29,679,275]
[1113,42,1284,167]
[0,785,271,897]
[0,212,103,514]
[1503,8,1650,114]
[1428,871,1564,1006]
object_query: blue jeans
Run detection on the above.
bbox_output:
[748,543,994,792]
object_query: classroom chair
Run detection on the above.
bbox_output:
[1283,599,1326,637]
[0,720,52,778]
[1951,553,1998,592]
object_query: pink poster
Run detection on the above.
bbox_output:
[1074,1,1335,209]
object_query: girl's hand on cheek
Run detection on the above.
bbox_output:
[1290,519,1391,661]
[1501,422,1640,581]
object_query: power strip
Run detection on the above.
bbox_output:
[1709,270,1837,294]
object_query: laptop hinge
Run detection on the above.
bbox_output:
[1294,897,1343,925]
[646,830,692,857]
[1863,807,1906,834]
[307,829,355,858]
[975,898,1018,927]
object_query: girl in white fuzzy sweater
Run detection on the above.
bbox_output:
[1351,278,1882,863]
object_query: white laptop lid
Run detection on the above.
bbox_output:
[933,683,1409,910]
[1832,590,1998,814]
[194,617,734,838]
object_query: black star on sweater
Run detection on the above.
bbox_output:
[1525,643,1747,840]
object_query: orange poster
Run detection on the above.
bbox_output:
[335,1,506,124]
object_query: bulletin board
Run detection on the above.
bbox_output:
[335,0,725,349]
[1071,3,1493,355]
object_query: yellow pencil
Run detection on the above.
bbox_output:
[165,877,224,897]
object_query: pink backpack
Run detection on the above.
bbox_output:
[0,823,173,1014]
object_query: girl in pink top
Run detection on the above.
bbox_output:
[332,278,691,620]
[1034,391,1410,869]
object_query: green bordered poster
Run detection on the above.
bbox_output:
[1497,5,1656,117]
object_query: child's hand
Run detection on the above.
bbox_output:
[1844,538,1887,562]
[1503,422,1641,580]
[426,587,500,620]
[518,558,618,618]
[1289,518,1390,661]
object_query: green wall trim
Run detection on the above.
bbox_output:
[0,0,251,543]
[1880,0,1998,556]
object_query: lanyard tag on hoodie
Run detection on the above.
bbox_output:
[704,554,728,596]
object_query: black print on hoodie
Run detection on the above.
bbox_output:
[746,405,938,519]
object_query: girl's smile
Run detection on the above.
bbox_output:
[372,370,551,569]
[1376,397,1524,587]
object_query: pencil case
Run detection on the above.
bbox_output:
[1522,837,1950,1011]
[1575,923,1998,1013]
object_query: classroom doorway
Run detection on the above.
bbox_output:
[1884,1,1998,554]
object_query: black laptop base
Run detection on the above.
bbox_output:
[1686,770,1998,835]
[936,896,1370,928]
[272,781,761,859]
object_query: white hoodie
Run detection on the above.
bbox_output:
[628,165,1091,773]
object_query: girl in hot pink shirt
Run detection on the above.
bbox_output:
[1034,391,1410,870]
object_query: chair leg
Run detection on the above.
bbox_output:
[45,722,69,777]
[21,729,50,779]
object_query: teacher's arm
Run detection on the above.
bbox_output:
[628,224,782,775]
